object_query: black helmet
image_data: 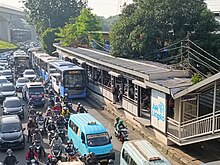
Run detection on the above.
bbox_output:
[29,145,33,150]
[39,112,43,116]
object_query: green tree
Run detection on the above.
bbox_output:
[41,28,59,55]
[23,0,87,34]
[110,0,219,59]
[99,15,120,31]
[57,8,103,47]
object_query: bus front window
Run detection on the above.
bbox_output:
[64,73,85,88]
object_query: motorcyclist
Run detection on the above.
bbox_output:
[32,129,46,157]
[46,107,53,117]
[52,102,61,115]
[47,120,57,132]
[64,140,75,155]
[116,120,126,135]
[29,107,37,120]
[76,102,81,112]
[85,152,98,165]
[32,128,42,142]
[63,93,69,105]
[27,118,37,143]
[56,115,65,127]
[3,149,18,165]
[51,133,62,151]
[61,106,70,117]
[78,104,87,113]
[114,117,120,128]
[46,154,57,165]
[25,146,39,165]
[49,89,55,106]
[55,96,60,103]
[36,112,45,123]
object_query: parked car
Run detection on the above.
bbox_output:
[0,76,9,86]
[0,83,16,102]
[23,69,37,81]
[0,115,25,150]
[22,82,45,107]
[0,69,13,82]
[2,97,25,119]
[16,77,30,92]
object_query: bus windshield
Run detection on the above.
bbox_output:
[15,57,29,68]
[87,132,111,147]
[64,71,85,88]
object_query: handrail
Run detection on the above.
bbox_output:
[167,117,179,126]
[181,115,213,127]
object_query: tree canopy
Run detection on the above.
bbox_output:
[23,0,87,34]
[110,0,219,59]
[57,8,103,47]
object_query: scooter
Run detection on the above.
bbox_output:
[26,159,39,165]
[51,145,62,160]
[57,126,66,140]
[37,119,45,136]
[33,140,42,160]
[118,128,128,142]
[64,114,70,128]
[48,130,55,144]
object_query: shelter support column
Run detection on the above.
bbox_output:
[212,81,217,134]
[178,97,182,140]
[0,20,11,42]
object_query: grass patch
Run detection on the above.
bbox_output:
[0,40,17,49]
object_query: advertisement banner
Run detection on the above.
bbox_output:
[151,89,166,133]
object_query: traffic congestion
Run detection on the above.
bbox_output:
[0,47,172,165]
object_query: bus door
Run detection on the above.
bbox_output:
[52,75,60,94]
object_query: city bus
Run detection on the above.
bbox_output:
[48,60,87,99]
[13,50,30,78]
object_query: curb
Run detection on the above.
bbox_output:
[86,95,196,165]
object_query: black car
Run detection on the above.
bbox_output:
[2,97,24,119]
[0,115,25,150]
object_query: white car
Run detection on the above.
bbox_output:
[0,76,9,86]
[23,69,37,81]
[16,77,30,92]
[0,83,16,102]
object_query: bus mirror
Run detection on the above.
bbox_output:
[110,136,112,140]
[82,140,85,144]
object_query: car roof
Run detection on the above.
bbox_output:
[17,77,29,80]
[1,115,20,124]
[0,76,7,79]
[1,83,14,87]
[26,82,43,88]
[4,96,20,102]
[24,69,34,72]
[2,69,11,72]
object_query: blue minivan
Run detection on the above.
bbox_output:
[68,113,115,162]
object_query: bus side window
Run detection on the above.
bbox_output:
[69,121,79,133]
[122,149,137,165]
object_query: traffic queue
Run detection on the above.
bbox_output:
[0,50,115,165]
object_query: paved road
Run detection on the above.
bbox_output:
[0,92,178,165]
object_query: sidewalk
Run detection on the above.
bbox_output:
[86,95,201,165]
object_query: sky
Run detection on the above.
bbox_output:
[0,0,133,18]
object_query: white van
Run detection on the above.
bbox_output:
[120,140,171,165]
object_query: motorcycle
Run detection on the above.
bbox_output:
[34,141,42,159]
[65,148,79,162]
[57,126,66,140]
[51,145,62,160]
[115,127,128,142]
[26,159,39,165]
[64,114,70,128]
[37,119,45,136]
[48,130,55,144]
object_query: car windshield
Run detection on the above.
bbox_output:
[1,71,11,75]
[1,85,15,92]
[17,78,29,83]
[1,123,21,133]
[87,132,111,147]
[29,87,44,94]
[25,71,35,75]
[5,100,21,108]
[0,79,7,84]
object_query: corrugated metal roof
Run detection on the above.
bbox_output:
[205,0,220,12]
